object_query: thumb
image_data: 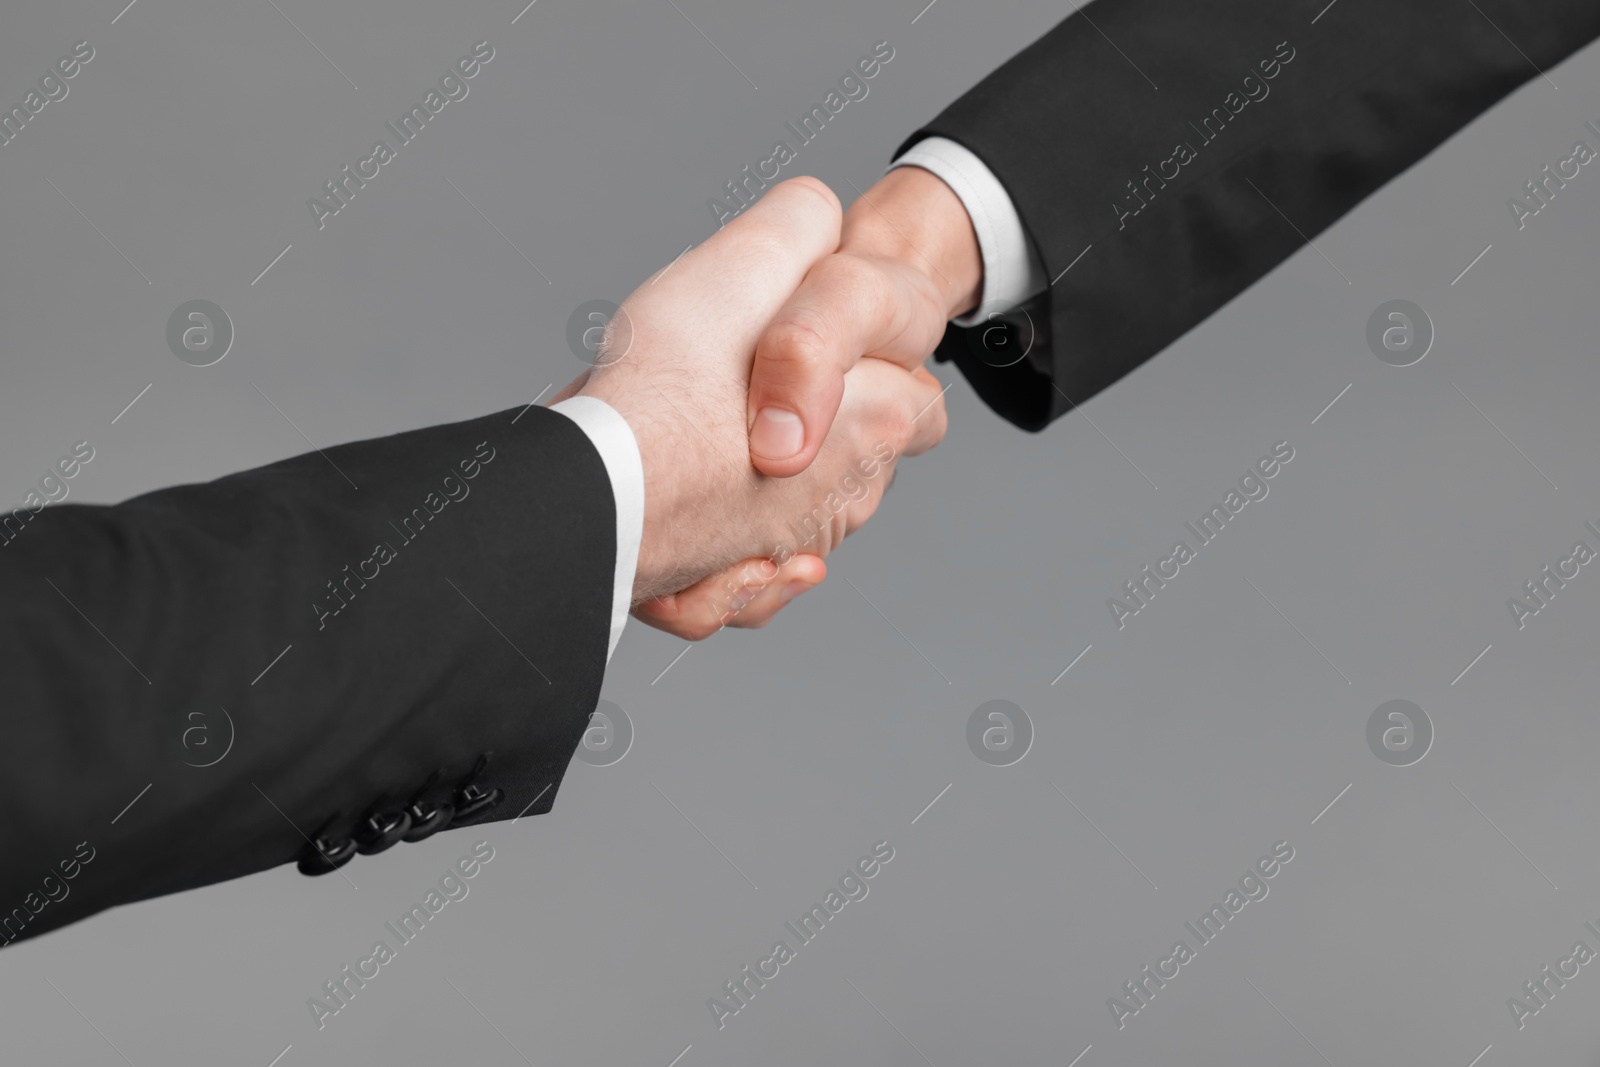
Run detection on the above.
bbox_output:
[747,254,946,477]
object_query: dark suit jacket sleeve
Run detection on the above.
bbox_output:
[0,405,616,944]
[900,0,1600,430]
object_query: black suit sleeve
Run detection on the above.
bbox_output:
[0,405,616,944]
[901,0,1600,429]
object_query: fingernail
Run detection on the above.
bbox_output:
[779,581,814,604]
[751,407,804,460]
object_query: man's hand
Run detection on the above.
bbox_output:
[745,166,983,477]
[556,177,949,638]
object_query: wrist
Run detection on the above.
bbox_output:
[577,366,731,604]
[841,166,983,321]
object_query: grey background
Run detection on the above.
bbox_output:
[2,0,1598,1064]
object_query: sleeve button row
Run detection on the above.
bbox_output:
[295,753,505,877]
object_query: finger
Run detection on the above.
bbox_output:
[748,255,946,477]
[632,554,826,641]
[833,359,949,468]
[645,176,842,342]
[753,363,948,559]
[715,553,826,630]
[898,364,951,457]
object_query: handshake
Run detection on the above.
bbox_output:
[552,171,984,641]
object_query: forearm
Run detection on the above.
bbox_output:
[906,0,1600,428]
[0,407,613,940]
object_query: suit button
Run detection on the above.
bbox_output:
[452,783,503,821]
[298,835,357,876]
[402,800,453,842]
[354,810,412,854]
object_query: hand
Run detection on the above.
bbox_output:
[554,177,949,637]
[745,166,983,477]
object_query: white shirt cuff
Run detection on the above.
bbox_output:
[548,396,644,662]
[889,136,1047,326]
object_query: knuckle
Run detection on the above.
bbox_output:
[830,502,857,548]
[881,406,914,453]
[683,615,722,641]
[761,318,832,375]
[778,175,842,220]
[898,388,945,450]
[924,403,949,448]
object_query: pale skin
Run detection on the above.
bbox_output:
[745,164,983,476]
[633,166,983,637]
[550,176,964,640]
